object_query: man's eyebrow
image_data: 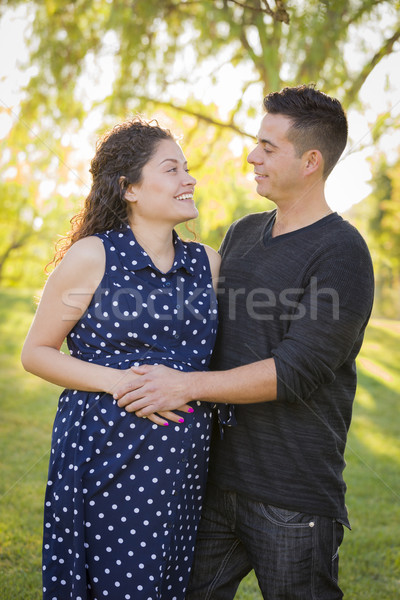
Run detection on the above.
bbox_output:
[257,137,279,148]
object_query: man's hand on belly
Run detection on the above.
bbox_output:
[114,364,194,419]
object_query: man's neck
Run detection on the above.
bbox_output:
[272,197,333,238]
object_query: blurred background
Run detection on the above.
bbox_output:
[1,0,400,317]
[1,3,400,598]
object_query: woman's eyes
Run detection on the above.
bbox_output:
[167,167,191,173]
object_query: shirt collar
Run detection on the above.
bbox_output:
[107,224,195,276]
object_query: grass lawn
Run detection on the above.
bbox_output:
[0,288,399,599]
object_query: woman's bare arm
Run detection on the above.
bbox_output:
[21,236,129,393]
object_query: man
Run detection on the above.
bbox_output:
[115,84,374,599]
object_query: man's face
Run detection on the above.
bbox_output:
[247,113,304,203]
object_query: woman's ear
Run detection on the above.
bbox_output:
[124,185,137,203]
[119,177,137,203]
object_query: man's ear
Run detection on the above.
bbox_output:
[303,149,323,175]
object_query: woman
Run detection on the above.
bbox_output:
[21,117,220,600]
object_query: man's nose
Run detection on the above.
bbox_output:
[247,147,261,164]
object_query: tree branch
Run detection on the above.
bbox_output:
[239,27,260,67]
[227,0,269,13]
[262,0,289,24]
[0,231,35,282]
[228,78,260,125]
[345,0,389,27]
[136,96,254,139]
[344,29,400,107]
[226,0,289,22]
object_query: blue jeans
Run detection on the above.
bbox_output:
[187,483,344,600]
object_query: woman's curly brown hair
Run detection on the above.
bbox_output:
[50,117,173,267]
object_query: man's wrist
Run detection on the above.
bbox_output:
[187,370,215,403]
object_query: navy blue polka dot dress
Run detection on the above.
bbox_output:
[42,225,218,600]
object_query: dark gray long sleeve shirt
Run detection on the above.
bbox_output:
[208,210,374,525]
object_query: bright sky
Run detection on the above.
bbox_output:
[1,5,400,213]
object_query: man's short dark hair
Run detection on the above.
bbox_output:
[263,84,348,178]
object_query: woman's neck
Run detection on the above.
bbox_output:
[129,221,176,273]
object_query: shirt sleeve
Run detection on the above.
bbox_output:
[271,240,374,403]
[218,221,236,258]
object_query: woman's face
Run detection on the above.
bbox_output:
[126,139,198,226]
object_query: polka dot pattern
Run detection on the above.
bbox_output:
[42,226,217,599]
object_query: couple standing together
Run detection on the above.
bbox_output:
[22,84,374,600]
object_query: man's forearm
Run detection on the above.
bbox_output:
[189,358,278,404]
[115,358,278,417]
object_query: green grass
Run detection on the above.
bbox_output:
[1,288,399,599]
[0,289,59,598]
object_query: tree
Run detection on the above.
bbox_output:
[1,1,400,295]
[0,178,75,288]
[0,115,80,288]
[2,0,400,141]
[0,182,39,285]
[0,100,266,286]
[350,151,400,318]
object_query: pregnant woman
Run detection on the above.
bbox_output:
[21,117,220,600]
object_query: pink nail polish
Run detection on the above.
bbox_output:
[188,407,194,413]
[179,418,185,423]
[164,422,169,426]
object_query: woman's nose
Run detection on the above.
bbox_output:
[185,172,196,186]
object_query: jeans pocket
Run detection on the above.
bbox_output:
[259,502,315,527]
[331,520,344,583]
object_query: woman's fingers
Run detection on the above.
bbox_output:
[157,410,186,424]
[142,413,170,427]
[135,405,195,425]
[177,404,195,414]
